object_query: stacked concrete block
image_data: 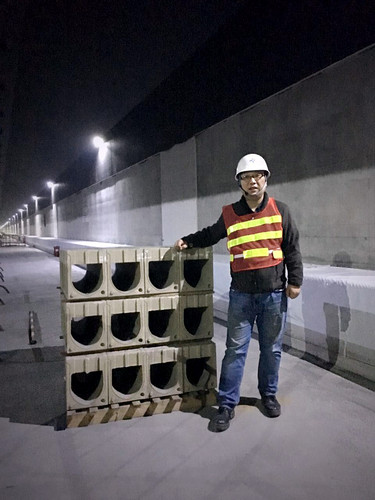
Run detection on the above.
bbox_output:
[182,342,217,393]
[144,294,180,344]
[144,247,180,295]
[179,293,213,341]
[106,247,145,297]
[107,298,145,349]
[179,247,214,294]
[60,248,107,300]
[62,300,108,354]
[66,353,108,410]
[108,349,148,404]
[60,247,216,412]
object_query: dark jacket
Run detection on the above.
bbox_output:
[182,193,303,293]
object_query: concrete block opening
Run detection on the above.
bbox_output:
[111,262,141,292]
[144,248,179,294]
[71,371,104,402]
[184,307,206,335]
[179,248,213,293]
[148,309,174,339]
[106,248,145,297]
[111,366,145,396]
[180,293,213,341]
[107,350,148,403]
[182,342,217,393]
[150,362,178,390]
[71,315,103,347]
[148,346,183,397]
[66,353,108,409]
[60,249,107,300]
[72,263,104,294]
[183,260,206,288]
[185,357,211,387]
[111,312,141,342]
[148,261,174,289]
[62,300,108,353]
[145,295,179,344]
[108,298,145,348]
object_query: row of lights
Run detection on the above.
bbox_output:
[6,136,105,227]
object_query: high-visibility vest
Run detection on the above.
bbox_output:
[222,197,284,272]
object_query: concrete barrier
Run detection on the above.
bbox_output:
[213,255,375,383]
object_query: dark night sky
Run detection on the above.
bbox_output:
[0,0,246,222]
[1,0,374,223]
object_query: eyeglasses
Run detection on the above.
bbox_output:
[239,172,265,181]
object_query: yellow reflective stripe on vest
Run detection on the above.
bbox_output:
[227,230,283,249]
[243,248,269,259]
[272,249,283,259]
[227,215,282,236]
[230,248,283,261]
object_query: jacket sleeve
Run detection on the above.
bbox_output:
[181,213,227,248]
[276,201,303,287]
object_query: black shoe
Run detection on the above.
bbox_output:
[210,406,235,432]
[261,395,281,418]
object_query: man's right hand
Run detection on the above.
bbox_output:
[174,239,188,251]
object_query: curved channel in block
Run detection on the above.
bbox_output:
[183,260,205,288]
[150,362,176,389]
[71,316,103,346]
[148,261,174,289]
[111,312,140,342]
[112,366,144,396]
[72,263,103,294]
[148,309,173,338]
[71,371,103,401]
[183,307,206,335]
[111,262,140,292]
[186,358,210,387]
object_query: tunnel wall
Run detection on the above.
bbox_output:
[25,45,375,270]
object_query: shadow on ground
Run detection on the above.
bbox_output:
[0,346,66,430]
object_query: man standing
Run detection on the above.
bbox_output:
[174,153,302,432]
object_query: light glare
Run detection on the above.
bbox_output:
[93,136,105,148]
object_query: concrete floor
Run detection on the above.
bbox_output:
[0,245,374,500]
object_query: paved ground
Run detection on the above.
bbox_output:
[0,245,374,500]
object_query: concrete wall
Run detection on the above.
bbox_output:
[24,46,374,270]
[194,45,375,269]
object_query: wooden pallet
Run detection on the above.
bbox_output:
[66,390,217,428]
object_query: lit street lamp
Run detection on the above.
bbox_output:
[47,181,56,204]
[93,136,105,148]
[32,195,39,211]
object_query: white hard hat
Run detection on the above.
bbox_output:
[235,153,270,180]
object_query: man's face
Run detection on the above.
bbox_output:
[239,171,267,197]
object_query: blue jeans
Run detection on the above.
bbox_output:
[218,289,287,409]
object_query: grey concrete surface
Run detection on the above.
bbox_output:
[0,245,374,500]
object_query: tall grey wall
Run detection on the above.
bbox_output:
[26,45,374,269]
